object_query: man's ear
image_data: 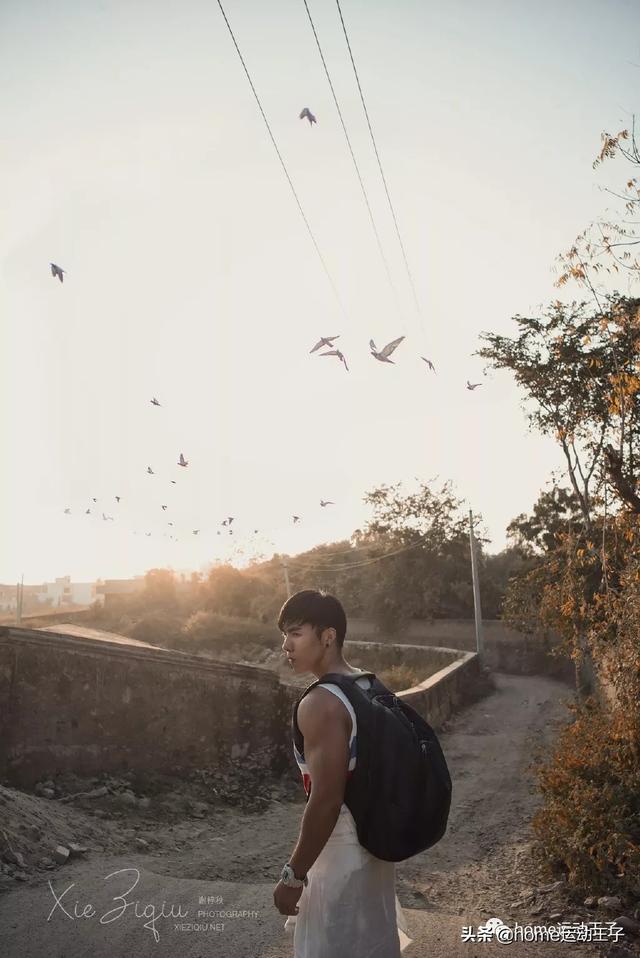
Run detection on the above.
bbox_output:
[323,626,337,647]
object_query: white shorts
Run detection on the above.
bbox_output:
[284,804,413,958]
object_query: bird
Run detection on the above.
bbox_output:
[85,508,91,515]
[178,453,188,467]
[217,531,221,536]
[168,522,174,526]
[370,336,405,363]
[170,480,176,484]
[150,397,161,406]
[320,499,334,507]
[299,107,317,126]
[253,529,259,534]
[145,532,151,537]
[293,515,301,524]
[421,357,436,373]
[228,529,233,535]
[63,508,71,514]
[50,263,65,283]
[193,530,199,535]
[92,497,97,503]
[310,335,339,354]
[115,496,121,503]
[147,466,154,475]
[102,513,114,521]
[320,349,349,372]
[161,505,168,511]
[466,380,482,390]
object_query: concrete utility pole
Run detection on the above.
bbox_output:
[468,510,484,656]
[16,575,24,626]
[281,556,292,598]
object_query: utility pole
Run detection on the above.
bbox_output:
[468,510,484,656]
[16,574,24,626]
[281,556,292,598]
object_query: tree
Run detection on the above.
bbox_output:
[476,295,640,697]
[506,484,586,555]
[142,568,178,610]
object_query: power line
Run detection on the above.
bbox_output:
[290,537,426,571]
[334,0,423,322]
[301,0,404,327]
[215,0,346,318]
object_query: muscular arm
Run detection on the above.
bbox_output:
[288,688,351,879]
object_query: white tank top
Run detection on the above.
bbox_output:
[293,673,373,797]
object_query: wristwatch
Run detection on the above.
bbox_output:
[280,863,308,887]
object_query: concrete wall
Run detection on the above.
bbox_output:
[0,626,295,789]
[345,641,493,729]
[348,617,574,683]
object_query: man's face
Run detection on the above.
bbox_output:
[281,621,332,675]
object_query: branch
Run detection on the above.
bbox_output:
[604,443,640,513]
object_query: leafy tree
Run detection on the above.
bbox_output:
[142,568,178,610]
[507,484,585,555]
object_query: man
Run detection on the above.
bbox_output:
[273,589,412,957]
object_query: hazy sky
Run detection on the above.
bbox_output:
[2,0,639,585]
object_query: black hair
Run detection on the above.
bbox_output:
[277,589,347,649]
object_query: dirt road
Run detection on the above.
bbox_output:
[0,672,634,957]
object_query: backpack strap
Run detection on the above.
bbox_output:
[291,672,378,756]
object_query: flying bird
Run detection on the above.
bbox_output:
[293,515,301,524]
[253,529,259,534]
[170,480,176,484]
[50,263,65,283]
[320,349,349,372]
[115,496,121,503]
[92,498,97,503]
[150,397,161,406]
[193,530,199,535]
[320,499,334,507]
[168,522,174,526]
[310,335,339,354]
[147,466,154,475]
[161,505,168,511]
[63,508,71,514]
[102,513,114,521]
[421,357,436,373]
[85,508,91,515]
[299,107,317,126]
[370,336,405,364]
[177,453,188,467]
[145,532,152,537]
[466,380,482,390]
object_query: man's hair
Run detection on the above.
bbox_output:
[277,589,347,649]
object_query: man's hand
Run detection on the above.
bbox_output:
[273,880,304,915]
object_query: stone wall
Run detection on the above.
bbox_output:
[0,627,296,789]
[348,617,574,683]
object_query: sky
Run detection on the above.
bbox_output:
[2,0,640,585]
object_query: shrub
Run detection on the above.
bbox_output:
[530,698,640,901]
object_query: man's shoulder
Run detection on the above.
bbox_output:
[297,686,351,733]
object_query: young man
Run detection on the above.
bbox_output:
[273,589,412,958]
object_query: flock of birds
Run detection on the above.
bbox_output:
[59,389,338,542]
[51,104,484,548]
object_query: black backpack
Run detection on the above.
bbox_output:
[292,670,452,862]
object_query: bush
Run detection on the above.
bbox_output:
[127,613,185,647]
[376,664,424,693]
[530,698,640,902]
[178,611,279,654]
